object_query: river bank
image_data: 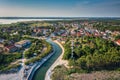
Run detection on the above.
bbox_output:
[32,39,62,80]
[27,50,55,80]
[0,39,64,80]
[0,38,53,80]
[45,40,68,80]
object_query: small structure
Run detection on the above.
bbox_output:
[0,43,4,48]
[0,43,4,53]
[115,39,120,46]
[5,45,18,52]
[0,38,5,43]
[15,40,31,48]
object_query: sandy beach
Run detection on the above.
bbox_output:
[0,69,23,80]
[45,40,68,80]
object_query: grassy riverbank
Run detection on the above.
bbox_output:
[25,38,52,65]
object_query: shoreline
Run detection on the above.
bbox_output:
[26,39,56,80]
[0,19,65,24]
[45,40,68,80]
[27,51,55,80]
[0,39,54,80]
[0,49,55,80]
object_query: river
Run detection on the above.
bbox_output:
[0,19,63,80]
[32,39,62,80]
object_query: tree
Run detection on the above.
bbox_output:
[115,35,120,40]
[77,56,87,69]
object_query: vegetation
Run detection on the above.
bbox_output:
[63,41,71,59]
[0,53,22,71]
[24,39,42,58]
[115,35,120,40]
[52,36,120,80]
[51,65,70,80]
[0,19,120,74]
[25,39,52,65]
[63,37,120,72]
[52,65,120,80]
[1,64,21,72]
[93,20,120,31]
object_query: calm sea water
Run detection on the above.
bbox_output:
[0,19,63,24]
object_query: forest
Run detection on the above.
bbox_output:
[63,37,120,71]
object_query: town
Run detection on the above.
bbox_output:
[0,19,120,80]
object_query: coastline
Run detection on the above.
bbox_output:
[0,19,65,24]
[45,40,68,80]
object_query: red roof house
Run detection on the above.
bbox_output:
[115,39,120,46]
[5,45,17,52]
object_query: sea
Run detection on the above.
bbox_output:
[0,19,64,24]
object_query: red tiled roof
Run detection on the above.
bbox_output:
[116,40,120,45]
[86,32,92,36]
[5,45,16,49]
[77,32,81,36]
[61,33,66,36]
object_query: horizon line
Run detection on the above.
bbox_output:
[0,16,120,19]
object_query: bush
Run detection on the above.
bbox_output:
[25,39,52,65]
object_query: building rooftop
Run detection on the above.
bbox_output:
[15,40,30,45]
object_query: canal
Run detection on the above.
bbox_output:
[32,39,62,80]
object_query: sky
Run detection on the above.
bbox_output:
[0,0,120,17]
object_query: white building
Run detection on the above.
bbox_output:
[15,40,31,48]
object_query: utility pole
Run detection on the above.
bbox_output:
[77,28,79,39]
[71,39,74,59]
[77,21,80,40]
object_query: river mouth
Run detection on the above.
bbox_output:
[32,40,62,80]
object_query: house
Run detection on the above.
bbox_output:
[60,38,66,44]
[0,43,4,48]
[5,45,18,52]
[94,32,100,37]
[115,39,120,46]
[10,31,18,36]
[15,40,31,48]
[0,47,3,53]
[86,32,92,37]
[61,33,67,37]
[105,30,112,34]
[50,33,56,38]
[0,43,4,53]
[77,32,81,37]
[112,31,120,36]
[71,30,76,36]
[0,39,5,43]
